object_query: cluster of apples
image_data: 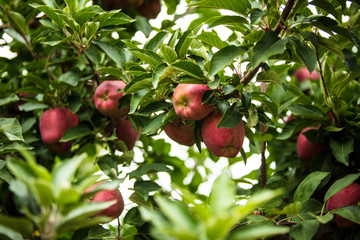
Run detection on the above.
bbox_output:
[165,83,245,158]
[104,0,161,19]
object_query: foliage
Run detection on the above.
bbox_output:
[0,0,360,239]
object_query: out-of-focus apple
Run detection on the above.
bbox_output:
[104,0,144,9]
[296,127,324,162]
[164,118,196,146]
[39,107,79,154]
[136,0,161,19]
[173,83,214,121]
[201,110,245,158]
[94,80,129,118]
[326,182,360,228]
[113,116,141,151]
[84,181,124,219]
[294,67,319,82]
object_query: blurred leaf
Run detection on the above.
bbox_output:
[0,94,19,106]
[209,46,247,77]
[293,171,329,203]
[324,173,360,202]
[251,92,278,117]
[129,163,172,179]
[61,124,92,142]
[228,223,289,240]
[189,0,251,15]
[256,70,282,87]
[288,104,324,119]
[289,220,319,240]
[130,49,163,67]
[0,216,34,237]
[30,4,65,27]
[134,180,161,200]
[343,49,360,73]
[0,225,23,240]
[59,71,80,86]
[209,171,235,215]
[0,118,24,142]
[329,137,353,166]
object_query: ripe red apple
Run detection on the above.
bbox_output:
[294,67,319,82]
[113,116,141,151]
[326,182,360,228]
[296,127,324,162]
[201,110,245,158]
[164,118,196,146]
[104,0,145,9]
[173,83,214,121]
[137,0,161,19]
[94,80,129,118]
[85,181,124,219]
[39,107,79,154]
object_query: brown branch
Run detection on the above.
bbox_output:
[0,5,39,60]
[0,23,9,29]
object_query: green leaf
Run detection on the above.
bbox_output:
[293,171,329,203]
[0,225,23,240]
[74,6,103,26]
[209,171,235,214]
[152,63,170,88]
[59,71,80,86]
[93,41,125,66]
[343,49,360,73]
[30,4,65,27]
[130,49,163,67]
[0,118,24,142]
[329,138,354,166]
[332,205,360,224]
[142,113,167,134]
[256,70,282,87]
[0,93,19,106]
[85,21,99,43]
[324,173,360,202]
[309,0,339,19]
[197,31,228,49]
[60,124,92,142]
[252,31,288,67]
[272,201,303,215]
[217,103,243,128]
[171,61,205,79]
[144,31,169,51]
[228,224,289,240]
[289,220,319,240]
[207,15,249,30]
[175,30,193,59]
[292,38,317,73]
[97,67,123,77]
[0,216,34,237]
[251,92,278,117]
[209,46,247,77]
[129,163,172,179]
[129,89,150,114]
[288,104,325,119]
[134,180,161,200]
[160,45,178,63]
[189,0,251,15]
[137,101,172,116]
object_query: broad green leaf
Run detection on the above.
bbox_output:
[93,41,125,66]
[189,0,251,15]
[288,104,325,119]
[209,46,247,76]
[289,220,319,240]
[209,171,235,215]
[197,31,228,49]
[129,89,150,114]
[293,171,329,203]
[292,39,317,74]
[152,63,170,88]
[317,36,344,59]
[329,138,353,166]
[59,71,80,86]
[74,6,103,26]
[0,118,24,142]
[0,225,23,240]
[309,0,339,20]
[217,103,243,128]
[171,61,205,79]
[10,11,29,36]
[64,0,79,15]
[144,31,169,51]
[207,15,249,29]
[252,31,288,67]
[343,49,360,73]
[130,49,163,67]
[0,93,19,106]
[0,216,34,237]
[272,201,303,215]
[0,141,32,154]
[324,173,360,202]
[61,124,92,142]
[97,67,123,77]
[160,45,178,63]
[85,21,99,43]
[134,180,161,199]
[97,12,134,28]
[142,113,167,134]
[228,224,289,240]
[251,92,278,117]
[315,213,333,224]
[129,163,172,179]
[332,205,360,224]
[256,70,282,86]
[175,30,193,59]
[30,4,65,27]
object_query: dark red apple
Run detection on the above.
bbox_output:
[39,107,78,154]
[137,0,161,19]
[113,116,141,151]
[296,127,324,162]
[294,67,319,82]
[326,182,360,228]
[94,80,129,118]
[201,110,245,158]
[104,0,145,9]
[85,181,124,219]
[173,83,214,121]
[164,118,196,146]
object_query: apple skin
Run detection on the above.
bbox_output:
[296,127,324,162]
[137,0,161,19]
[201,110,245,158]
[164,118,196,146]
[94,80,129,118]
[104,0,145,9]
[294,67,319,82]
[326,182,360,228]
[173,83,214,121]
[85,181,124,219]
[39,107,79,154]
[113,116,141,151]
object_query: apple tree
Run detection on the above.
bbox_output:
[0,0,360,239]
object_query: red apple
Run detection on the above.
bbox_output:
[326,182,360,228]
[296,127,324,162]
[104,0,144,9]
[294,67,319,82]
[113,116,141,151]
[201,110,245,158]
[85,181,124,219]
[137,0,161,19]
[39,107,78,154]
[94,80,129,118]
[164,118,196,146]
[173,83,214,121]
